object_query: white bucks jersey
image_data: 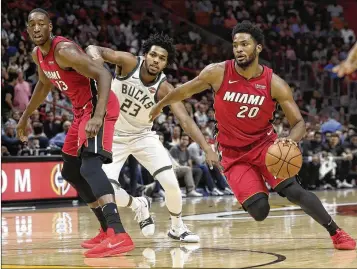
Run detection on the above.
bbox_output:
[111,56,166,135]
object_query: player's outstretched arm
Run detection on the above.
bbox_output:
[149,63,220,121]
[85,45,137,68]
[271,74,306,144]
[16,48,53,141]
[333,42,357,77]
[159,82,221,169]
[55,43,113,137]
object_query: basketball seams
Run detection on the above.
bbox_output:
[276,144,292,178]
[286,153,302,164]
[266,143,302,179]
[266,152,282,166]
[287,162,301,169]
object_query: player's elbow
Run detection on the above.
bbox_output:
[94,67,112,82]
[85,45,98,54]
[299,119,306,136]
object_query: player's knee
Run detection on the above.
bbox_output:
[80,155,102,179]
[155,168,180,192]
[61,153,81,183]
[280,182,304,205]
[247,197,270,222]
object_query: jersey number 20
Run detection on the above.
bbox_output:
[237,106,259,118]
[121,98,141,117]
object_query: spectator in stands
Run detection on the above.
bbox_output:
[324,56,340,79]
[170,125,182,147]
[158,132,203,197]
[327,3,343,18]
[301,131,323,189]
[30,109,41,123]
[1,72,17,122]
[306,98,318,117]
[43,111,62,139]
[1,122,21,156]
[1,146,10,157]
[340,23,356,45]
[49,121,71,148]
[169,133,206,192]
[320,133,351,189]
[28,122,49,149]
[13,70,31,112]
[321,112,343,133]
[345,134,357,185]
[194,103,208,128]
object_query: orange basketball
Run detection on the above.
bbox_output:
[265,141,302,179]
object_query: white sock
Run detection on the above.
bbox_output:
[155,169,183,227]
[129,197,141,211]
[114,187,131,207]
[171,214,183,227]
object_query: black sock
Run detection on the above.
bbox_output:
[281,182,340,236]
[91,207,108,232]
[323,218,339,236]
[102,203,125,234]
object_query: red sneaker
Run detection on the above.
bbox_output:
[84,228,135,258]
[81,228,107,249]
[331,229,356,250]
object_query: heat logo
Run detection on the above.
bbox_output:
[50,163,70,196]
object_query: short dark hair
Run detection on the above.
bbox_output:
[231,20,264,45]
[314,131,322,136]
[142,33,176,65]
[8,72,18,82]
[181,133,189,138]
[28,8,49,20]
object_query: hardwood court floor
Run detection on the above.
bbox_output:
[2,189,357,268]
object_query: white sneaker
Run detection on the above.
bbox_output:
[186,190,203,197]
[168,223,200,243]
[211,188,224,196]
[342,179,353,188]
[133,196,155,237]
[223,187,234,195]
[181,190,187,197]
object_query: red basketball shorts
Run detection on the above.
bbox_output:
[62,91,119,164]
[220,134,295,209]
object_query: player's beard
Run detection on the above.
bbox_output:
[235,49,257,69]
[145,62,159,76]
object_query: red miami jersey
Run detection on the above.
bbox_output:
[214,60,278,148]
[36,36,97,109]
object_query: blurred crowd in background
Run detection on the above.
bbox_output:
[2,0,357,198]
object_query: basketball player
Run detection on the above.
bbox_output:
[17,8,134,258]
[149,21,356,250]
[85,33,219,243]
[333,42,357,76]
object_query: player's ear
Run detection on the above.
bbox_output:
[49,22,53,32]
[256,44,263,54]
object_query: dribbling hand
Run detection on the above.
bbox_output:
[274,137,298,147]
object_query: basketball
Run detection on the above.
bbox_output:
[265,141,302,179]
